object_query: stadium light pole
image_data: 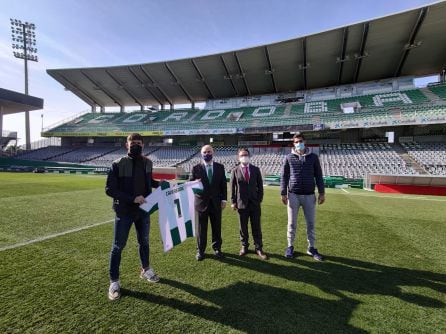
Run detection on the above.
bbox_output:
[10,18,38,150]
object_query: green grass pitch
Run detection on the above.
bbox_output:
[0,172,445,333]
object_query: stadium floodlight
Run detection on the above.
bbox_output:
[10,18,39,150]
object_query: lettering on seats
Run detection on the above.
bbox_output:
[88,115,116,123]
[304,102,328,113]
[162,112,188,121]
[201,110,225,120]
[123,114,147,123]
[252,106,276,117]
[373,93,412,106]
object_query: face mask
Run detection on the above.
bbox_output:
[129,144,142,157]
[202,153,213,162]
[239,156,250,165]
[294,142,305,151]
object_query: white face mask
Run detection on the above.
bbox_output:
[239,156,250,165]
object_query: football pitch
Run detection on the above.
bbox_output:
[0,172,444,333]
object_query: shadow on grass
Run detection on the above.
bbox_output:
[122,279,364,334]
[224,253,445,308]
[123,254,444,333]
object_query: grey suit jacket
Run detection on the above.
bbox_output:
[230,164,263,209]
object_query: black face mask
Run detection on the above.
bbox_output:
[129,144,142,157]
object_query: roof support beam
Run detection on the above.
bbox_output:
[127,66,163,106]
[234,52,251,96]
[105,70,144,108]
[353,22,369,83]
[191,59,215,99]
[164,62,193,103]
[58,73,102,108]
[302,38,308,90]
[139,65,173,106]
[264,46,277,93]
[337,27,349,85]
[81,70,123,107]
[394,7,428,77]
[220,55,238,96]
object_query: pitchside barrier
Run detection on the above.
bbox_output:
[0,158,96,174]
[364,173,446,196]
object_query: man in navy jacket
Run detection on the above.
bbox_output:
[280,132,325,261]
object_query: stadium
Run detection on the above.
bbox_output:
[1,1,445,333]
[2,2,446,193]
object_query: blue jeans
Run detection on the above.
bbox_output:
[109,210,150,281]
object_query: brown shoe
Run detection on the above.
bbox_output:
[256,249,269,260]
[239,247,248,256]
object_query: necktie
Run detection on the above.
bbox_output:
[207,165,213,183]
[244,166,250,182]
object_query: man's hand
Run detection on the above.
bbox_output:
[281,195,288,205]
[318,194,325,205]
[221,201,227,210]
[134,195,146,205]
[231,204,237,211]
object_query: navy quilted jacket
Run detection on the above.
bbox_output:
[280,150,325,196]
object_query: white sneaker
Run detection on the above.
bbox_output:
[108,281,121,301]
[140,267,160,283]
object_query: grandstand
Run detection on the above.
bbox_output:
[0,88,44,151]
[401,141,446,175]
[41,87,446,137]
[319,143,417,179]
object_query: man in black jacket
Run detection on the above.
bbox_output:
[280,133,325,261]
[190,145,227,261]
[230,148,268,260]
[105,133,161,300]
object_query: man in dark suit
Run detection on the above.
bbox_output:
[230,148,268,260]
[190,145,227,261]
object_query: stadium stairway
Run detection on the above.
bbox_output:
[45,147,80,161]
[81,147,122,163]
[283,104,292,117]
[174,148,200,167]
[419,87,442,102]
[393,143,428,175]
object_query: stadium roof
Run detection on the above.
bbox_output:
[0,88,44,115]
[47,1,446,108]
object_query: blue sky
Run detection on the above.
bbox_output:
[0,0,438,144]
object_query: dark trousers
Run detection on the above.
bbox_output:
[109,210,150,281]
[196,204,222,254]
[238,203,263,250]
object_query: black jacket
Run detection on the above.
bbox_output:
[105,155,159,214]
[189,161,227,212]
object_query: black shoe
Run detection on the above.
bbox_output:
[214,250,224,259]
[195,252,204,261]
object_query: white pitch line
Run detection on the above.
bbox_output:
[0,219,113,252]
[341,188,349,193]
[338,191,446,202]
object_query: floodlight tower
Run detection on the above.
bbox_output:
[10,18,38,150]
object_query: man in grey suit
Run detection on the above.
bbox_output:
[230,148,268,260]
[190,145,227,261]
